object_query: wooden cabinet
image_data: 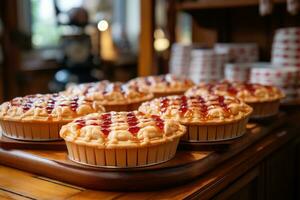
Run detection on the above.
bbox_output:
[212,166,264,200]
[177,0,286,10]
[211,131,300,200]
[0,112,300,199]
[264,140,298,200]
[139,0,300,74]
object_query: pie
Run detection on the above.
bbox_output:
[128,74,194,97]
[185,81,284,118]
[64,81,153,111]
[60,111,186,167]
[139,95,252,142]
[65,80,110,96]
[0,93,105,141]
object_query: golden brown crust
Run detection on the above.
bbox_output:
[0,94,105,122]
[138,95,253,125]
[60,111,186,148]
[65,80,111,96]
[64,81,153,105]
[128,74,194,94]
[185,81,285,103]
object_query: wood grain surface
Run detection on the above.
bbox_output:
[0,112,299,199]
[0,134,66,150]
[0,125,295,199]
[0,115,285,191]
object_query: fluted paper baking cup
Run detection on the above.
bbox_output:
[66,137,180,168]
[248,100,280,118]
[181,117,249,142]
[0,120,65,141]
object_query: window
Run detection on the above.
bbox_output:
[31,0,62,47]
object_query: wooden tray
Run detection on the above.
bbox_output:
[0,114,286,191]
[0,134,66,150]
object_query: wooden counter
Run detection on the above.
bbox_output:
[0,110,300,200]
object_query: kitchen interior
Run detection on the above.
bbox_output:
[0,0,300,199]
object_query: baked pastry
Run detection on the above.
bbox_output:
[185,81,284,118]
[60,111,186,167]
[139,95,252,142]
[128,74,194,97]
[0,93,105,141]
[64,81,153,111]
[65,80,110,96]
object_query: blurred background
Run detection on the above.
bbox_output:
[0,0,141,100]
[0,0,300,101]
[1,0,178,101]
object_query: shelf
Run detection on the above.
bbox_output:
[0,113,288,191]
[177,0,286,11]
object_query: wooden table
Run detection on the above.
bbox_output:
[0,110,299,199]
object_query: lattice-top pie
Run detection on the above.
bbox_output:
[185,81,284,103]
[0,93,105,141]
[64,82,153,111]
[0,93,104,122]
[185,81,284,118]
[60,111,186,167]
[65,80,110,97]
[128,74,194,97]
[139,95,252,142]
[139,95,252,125]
